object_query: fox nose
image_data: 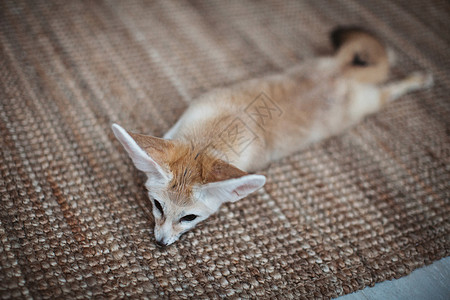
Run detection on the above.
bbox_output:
[155,239,167,248]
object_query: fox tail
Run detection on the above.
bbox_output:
[331,26,391,84]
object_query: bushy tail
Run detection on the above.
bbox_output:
[331,26,390,84]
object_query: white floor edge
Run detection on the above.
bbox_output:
[336,256,450,300]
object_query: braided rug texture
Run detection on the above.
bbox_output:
[1,0,449,299]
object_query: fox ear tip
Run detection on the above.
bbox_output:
[248,174,266,187]
[111,123,122,131]
[111,124,128,138]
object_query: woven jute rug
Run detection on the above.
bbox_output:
[1,0,449,299]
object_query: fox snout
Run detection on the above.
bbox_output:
[154,222,183,247]
[155,239,167,247]
[154,232,172,247]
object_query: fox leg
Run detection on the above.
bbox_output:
[380,72,433,106]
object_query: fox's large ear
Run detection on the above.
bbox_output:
[197,173,266,210]
[111,124,172,185]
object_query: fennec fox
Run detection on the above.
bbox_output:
[112,27,432,246]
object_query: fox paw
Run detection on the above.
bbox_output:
[409,72,434,89]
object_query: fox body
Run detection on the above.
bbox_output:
[112,28,432,246]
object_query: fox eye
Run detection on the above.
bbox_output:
[153,199,163,216]
[180,214,198,222]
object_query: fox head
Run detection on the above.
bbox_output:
[112,124,266,246]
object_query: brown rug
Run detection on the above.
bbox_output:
[1,0,449,298]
